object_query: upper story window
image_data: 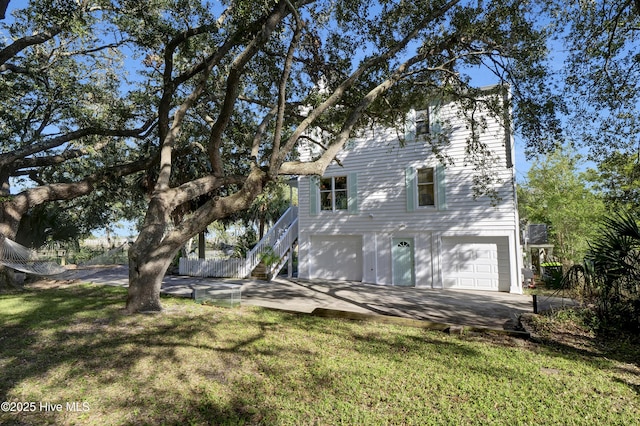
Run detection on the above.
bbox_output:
[417,167,435,207]
[406,101,444,142]
[415,110,430,137]
[320,176,348,211]
[405,165,446,212]
[309,173,358,216]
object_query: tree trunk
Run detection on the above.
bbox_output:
[126,248,174,313]
[198,231,205,259]
[0,266,22,290]
[0,203,22,290]
[126,231,182,312]
[125,203,180,312]
[125,170,267,313]
[0,200,21,241]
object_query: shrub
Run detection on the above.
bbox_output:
[581,212,640,332]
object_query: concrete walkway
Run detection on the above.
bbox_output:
[76,265,577,332]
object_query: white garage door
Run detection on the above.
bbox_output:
[442,238,499,290]
[310,235,363,281]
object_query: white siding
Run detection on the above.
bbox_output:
[298,91,522,292]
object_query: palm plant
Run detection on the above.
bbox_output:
[584,212,640,330]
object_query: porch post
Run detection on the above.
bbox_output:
[198,232,205,259]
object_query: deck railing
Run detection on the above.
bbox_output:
[267,216,298,277]
[244,206,298,276]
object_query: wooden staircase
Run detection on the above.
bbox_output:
[251,261,269,280]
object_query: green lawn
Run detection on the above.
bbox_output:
[0,283,638,425]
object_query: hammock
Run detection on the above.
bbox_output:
[0,234,129,277]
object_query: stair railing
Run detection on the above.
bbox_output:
[267,216,298,277]
[244,206,298,275]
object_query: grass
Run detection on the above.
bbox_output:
[0,282,638,425]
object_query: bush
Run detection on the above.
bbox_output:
[541,261,564,289]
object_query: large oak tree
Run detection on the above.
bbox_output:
[0,1,156,286]
[3,1,561,310]
[0,0,156,242]
[118,0,560,312]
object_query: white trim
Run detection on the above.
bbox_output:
[415,166,437,209]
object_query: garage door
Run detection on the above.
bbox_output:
[442,238,499,290]
[310,235,363,281]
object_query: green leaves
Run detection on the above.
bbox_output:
[1,0,568,259]
[585,211,640,330]
[518,148,605,263]
[555,1,640,156]
[585,151,640,214]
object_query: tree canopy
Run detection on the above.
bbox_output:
[553,1,640,158]
[518,149,605,264]
[2,0,564,309]
[0,0,155,243]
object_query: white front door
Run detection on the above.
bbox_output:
[392,238,415,287]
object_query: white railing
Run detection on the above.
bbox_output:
[179,206,298,278]
[244,206,298,275]
[179,257,247,278]
[267,217,298,277]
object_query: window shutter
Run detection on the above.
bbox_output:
[309,176,319,216]
[436,164,447,210]
[405,109,416,142]
[405,167,416,212]
[429,102,442,135]
[348,172,358,214]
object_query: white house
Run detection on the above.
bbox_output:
[296,86,523,293]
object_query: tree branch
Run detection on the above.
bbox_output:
[208,0,292,176]
[279,48,431,175]
[281,0,460,155]
[269,1,303,175]
[0,27,61,66]
[1,155,155,235]
[0,0,9,20]
[0,119,156,168]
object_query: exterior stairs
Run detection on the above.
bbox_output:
[246,206,298,280]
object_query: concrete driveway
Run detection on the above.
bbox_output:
[238,278,566,331]
[75,265,577,332]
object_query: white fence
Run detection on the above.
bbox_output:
[179,257,247,278]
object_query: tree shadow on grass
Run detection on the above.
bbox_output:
[0,284,284,425]
[3,283,636,425]
[0,283,494,425]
